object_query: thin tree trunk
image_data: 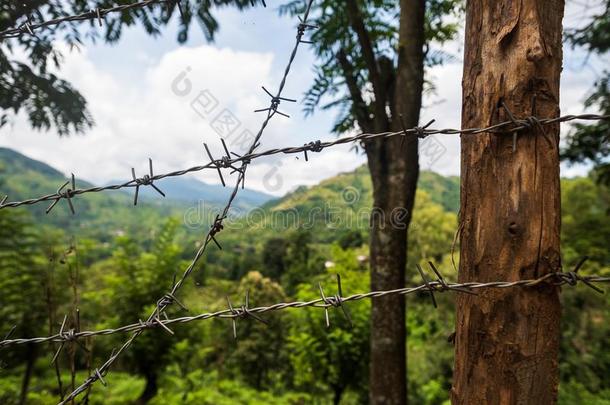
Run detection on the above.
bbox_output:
[368,1,425,404]
[332,384,344,405]
[452,1,564,404]
[137,370,158,404]
[19,343,37,405]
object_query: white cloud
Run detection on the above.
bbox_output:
[0,15,601,200]
[420,40,601,178]
[1,43,310,193]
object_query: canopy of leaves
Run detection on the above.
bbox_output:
[0,0,262,135]
[278,0,461,134]
[0,151,609,403]
[563,0,610,184]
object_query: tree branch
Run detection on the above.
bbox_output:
[394,0,426,129]
[345,0,388,128]
[337,48,373,133]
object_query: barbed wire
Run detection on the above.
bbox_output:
[47,0,316,403]
[0,260,607,349]
[1,113,608,212]
[0,0,185,40]
[1,1,608,404]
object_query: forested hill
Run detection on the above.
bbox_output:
[1,148,609,404]
[0,147,460,237]
[0,147,272,238]
[0,147,462,252]
[0,147,184,239]
[265,165,459,214]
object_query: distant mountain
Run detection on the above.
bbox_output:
[0,147,273,214]
[0,148,263,243]
[222,165,461,246]
[108,176,274,211]
[0,147,64,178]
[0,147,459,243]
[0,147,187,239]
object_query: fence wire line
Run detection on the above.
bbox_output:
[0,0,181,39]
[0,266,608,349]
[1,113,608,212]
[1,0,609,403]
[46,0,317,403]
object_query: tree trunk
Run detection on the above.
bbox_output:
[19,343,37,405]
[367,1,425,404]
[137,370,158,404]
[332,384,344,405]
[452,1,564,404]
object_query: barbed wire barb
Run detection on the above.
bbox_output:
[255,86,296,118]
[0,0,180,40]
[2,113,607,213]
[50,315,69,365]
[560,256,604,294]
[226,290,268,339]
[428,261,476,295]
[46,174,77,215]
[131,161,164,205]
[203,143,226,186]
[52,1,318,401]
[2,263,607,351]
[416,264,437,308]
[94,368,107,387]
[3,325,16,341]
[319,274,352,328]
[174,0,185,20]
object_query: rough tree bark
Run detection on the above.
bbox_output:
[452,1,564,404]
[341,1,425,402]
[364,1,425,404]
[18,343,37,405]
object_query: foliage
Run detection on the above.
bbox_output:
[278,0,462,134]
[562,0,610,184]
[286,247,370,404]
[408,190,456,270]
[87,218,187,401]
[561,74,610,184]
[0,150,608,403]
[152,370,311,405]
[0,210,47,372]
[222,272,290,390]
[0,0,264,135]
[561,176,610,265]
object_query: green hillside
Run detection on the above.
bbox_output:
[0,148,185,243]
[266,165,459,214]
[1,148,608,405]
[205,165,460,283]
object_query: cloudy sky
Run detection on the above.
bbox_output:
[0,2,605,196]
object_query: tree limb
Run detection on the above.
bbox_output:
[337,48,373,133]
[345,0,388,128]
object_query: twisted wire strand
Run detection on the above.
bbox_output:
[1,113,608,211]
[1,272,607,349]
[0,0,175,39]
[53,1,317,402]
[1,1,608,403]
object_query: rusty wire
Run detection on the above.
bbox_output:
[0,261,607,350]
[0,0,185,40]
[1,1,609,404]
[1,113,608,212]
[40,0,317,402]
